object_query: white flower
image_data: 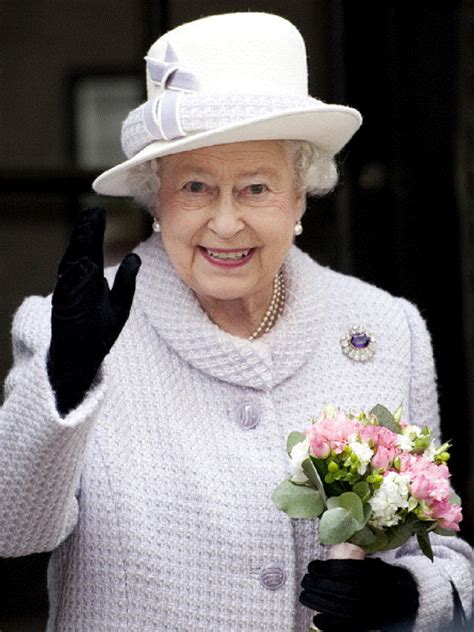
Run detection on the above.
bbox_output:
[369,472,411,528]
[290,437,310,483]
[396,434,413,452]
[323,404,337,418]
[423,443,437,462]
[397,425,424,452]
[348,439,373,475]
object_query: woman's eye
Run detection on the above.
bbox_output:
[246,184,268,195]
[184,181,207,193]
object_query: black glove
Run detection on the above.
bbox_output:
[300,558,419,631]
[47,207,141,416]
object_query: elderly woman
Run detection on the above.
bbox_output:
[0,12,471,632]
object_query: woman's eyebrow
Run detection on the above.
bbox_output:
[172,165,280,179]
[173,165,213,177]
[238,168,280,179]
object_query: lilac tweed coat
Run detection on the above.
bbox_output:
[0,234,472,631]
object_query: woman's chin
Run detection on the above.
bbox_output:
[194,284,253,303]
[190,265,262,304]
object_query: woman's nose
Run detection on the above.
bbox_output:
[207,194,245,238]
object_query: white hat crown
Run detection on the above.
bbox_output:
[146,13,308,98]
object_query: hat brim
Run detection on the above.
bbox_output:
[93,104,361,196]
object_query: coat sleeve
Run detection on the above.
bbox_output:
[0,295,105,557]
[381,298,473,631]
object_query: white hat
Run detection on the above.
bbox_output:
[93,12,362,196]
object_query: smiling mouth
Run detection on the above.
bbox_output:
[200,247,253,261]
[198,246,255,268]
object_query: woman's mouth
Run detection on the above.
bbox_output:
[199,246,255,268]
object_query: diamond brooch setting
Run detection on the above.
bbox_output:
[340,326,376,362]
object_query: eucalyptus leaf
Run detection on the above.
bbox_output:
[325,496,340,510]
[416,532,434,562]
[361,502,371,527]
[272,480,324,519]
[370,404,402,434]
[287,431,306,456]
[352,481,371,503]
[384,520,415,550]
[320,507,360,544]
[302,458,327,503]
[326,492,365,524]
[349,525,377,547]
[361,527,389,554]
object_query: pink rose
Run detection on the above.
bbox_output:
[428,499,463,531]
[372,445,397,469]
[307,415,358,457]
[360,425,399,450]
[398,453,427,476]
[410,474,434,500]
[309,436,331,458]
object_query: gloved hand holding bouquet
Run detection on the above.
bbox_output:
[272,404,463,631]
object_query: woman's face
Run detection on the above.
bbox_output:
[156,140,302,303]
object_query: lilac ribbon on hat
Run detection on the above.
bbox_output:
[146,43,198,92]
[141,43,198,142]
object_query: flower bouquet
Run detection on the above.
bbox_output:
[272,404,463,630]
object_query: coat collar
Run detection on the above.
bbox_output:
[134,235,330,391]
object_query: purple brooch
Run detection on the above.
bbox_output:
[340,325,376,362]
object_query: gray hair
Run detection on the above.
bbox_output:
[127,140,338,213]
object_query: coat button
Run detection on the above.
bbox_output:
[235,401,261,430]
[259,564,287,590]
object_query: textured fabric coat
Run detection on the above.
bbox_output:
[0,234,472,631]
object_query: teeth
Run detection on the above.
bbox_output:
[206,249,250,260]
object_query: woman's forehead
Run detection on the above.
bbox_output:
[161,140,290,177]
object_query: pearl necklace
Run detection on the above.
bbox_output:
[248,271,285,340]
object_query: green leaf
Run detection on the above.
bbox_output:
[361,502,372,527]
[326,492,365,524]
[326,496,340,510]
[320,507,361,544]
[416,532,434,562]
[361,527,389,554]
[384,520,416,550]
[352,481,371,503]
[325,480,348,497]
[349,525,378,547]
[311,456,328,478]
[449,492,461,505]
[393,404,403,424]
[302,458,327,503]
[287,432,306,456]
[272,479,324,519]
[434,527,457,537]
[370,404,402,434]
[311,457,345,495]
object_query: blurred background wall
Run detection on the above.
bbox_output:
[0,1,472,629]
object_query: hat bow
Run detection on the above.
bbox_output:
[145,43,198,92]
[142,43,198,142]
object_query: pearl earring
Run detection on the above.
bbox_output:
[152,219,161,233]
[294,221,303,236]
